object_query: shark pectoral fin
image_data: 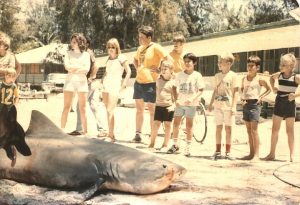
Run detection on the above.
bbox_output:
[14,139,32,156]
[82,178,106,201]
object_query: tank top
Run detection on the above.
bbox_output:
[242,75,261,100]
[277,72,298,96]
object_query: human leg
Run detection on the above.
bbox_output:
[88,85,105,133]
[106,94,118,139]
[149,120,161,148]
[61,91,74,130]
[77,92,88,134]
[285,117,295,162]
[263,115,282,160]
[161,121,172,148]
[239,121,254,160]
[147,102,156,133]
[133,99,145,142]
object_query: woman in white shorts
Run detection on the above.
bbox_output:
[102,38,131,141]
[61,33,90,135]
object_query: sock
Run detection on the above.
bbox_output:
[226,144,231,153]
[216,144,221,152]
[173,138,178,147]
[136,131,141,135]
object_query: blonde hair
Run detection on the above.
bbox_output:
[106,38,121,55]
[160,60,174,71]
[281,53,296,70]
[0,31,11,50]
[5,68,16,76]
[218,52,235,64]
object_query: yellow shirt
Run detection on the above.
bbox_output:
[134,42,168,84]
[170,50,184,73]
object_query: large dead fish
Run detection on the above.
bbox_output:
[0,110,186,199]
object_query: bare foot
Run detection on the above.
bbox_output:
[262,154,275,161]
[238,155,254,160]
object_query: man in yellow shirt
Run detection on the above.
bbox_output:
[169,34,185,74]
[132,25,173,143]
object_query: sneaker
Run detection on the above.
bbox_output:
[167,145,179,154]
[212,152,222,160]
[225,152,235,160]
[97,129,108,138]
[132,133,142,143]
[184,146,191,157]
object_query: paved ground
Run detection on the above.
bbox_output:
[0,94,300,205]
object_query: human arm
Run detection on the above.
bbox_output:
[207,89,216,112]
[64,51,90,74]
[121,60,131,89]
[13,86,19,106]
[288,74,300,101]
[270,72,280,94]
[258,79,271,104]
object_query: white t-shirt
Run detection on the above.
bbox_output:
[175,70,205,106]
[214,70,238,110]
[104,54,127,83]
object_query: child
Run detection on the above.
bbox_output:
[263,53,300,162]
[0,68,19,111]
[167,53,204,156]
[148,60,175,151]
[0,32,16,80]
[0,68,19,167]
[170,34,185,74]
[239,56,271,161]
[208,52,238,160]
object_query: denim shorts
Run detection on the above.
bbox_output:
[243,100,261,122]
[174,106,196,118]
[133,81,156,103]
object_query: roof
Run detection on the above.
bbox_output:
[16,43,68,64]
[95,19,300,67]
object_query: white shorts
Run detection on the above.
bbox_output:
[214,108,233,126]
[63,74,88,93]
[103,79,121,97]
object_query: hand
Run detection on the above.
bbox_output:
[167,104,176,112]
[288,93,295,101]
[241,100,246,106]
[207,104,213,112]
[273,87,278,94]
[184,99,192,106]
[231,108,236,115]
[150,66,160,73]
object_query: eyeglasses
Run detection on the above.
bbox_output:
[107,47,115,49]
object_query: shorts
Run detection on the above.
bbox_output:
[63,74,88,92]
[133,81,156,103]
[103,79,121,97]
[243,100,261,122]
[214,108,233,126]
[274,95,296,118]
[154,106,174,122]
[174,106,196,118]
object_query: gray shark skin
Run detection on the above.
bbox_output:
[0,110,186,195]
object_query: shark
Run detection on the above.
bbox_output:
[0,110,186,199]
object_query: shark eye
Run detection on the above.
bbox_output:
[163,164,167,168]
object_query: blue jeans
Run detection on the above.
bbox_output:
[76,81,104,131]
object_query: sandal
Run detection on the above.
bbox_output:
[68,130,82,136]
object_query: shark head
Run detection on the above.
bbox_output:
[95,152,186,194]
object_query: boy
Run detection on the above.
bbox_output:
[0,32,16,80]
[0,68,19,111]
[0,68,19,167]
[148,60,175,151]
[208,52,238,160]
[167,53,204,156]
[263,53,300,162]
[170,34,185,74]
[239,56,271,161]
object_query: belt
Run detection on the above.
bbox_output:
[245,99,258,103]
[215,96,229,101]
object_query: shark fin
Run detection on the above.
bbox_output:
[26,110,66,137]
[82,178,105,201]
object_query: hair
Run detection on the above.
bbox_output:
[160,60,174,71]
[138,25,154,39]
[247,55,261,67]
[218,52,235,64]
[70,33,86,52]
[106,38,121,55]
[5,68,16,76]
[173,34,186,43]
[183,53,197,64]
[281,53,296,68]
[0,31,11,50]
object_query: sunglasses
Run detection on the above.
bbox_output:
[107,46,116,49]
